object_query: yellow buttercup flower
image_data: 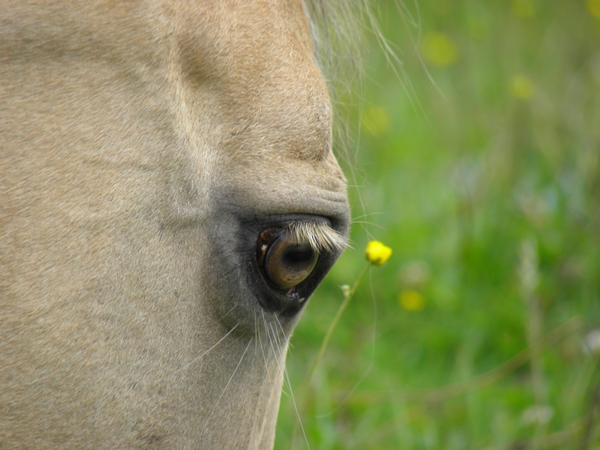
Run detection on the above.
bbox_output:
[420,32,459,68]
[365,241,392,266]
[588,0,600,19]
[511,0,536,19]
[399,290,426,312]
[510,75,534,100]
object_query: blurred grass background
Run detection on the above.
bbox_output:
[277,1,600,448]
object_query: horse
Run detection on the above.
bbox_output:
[0,1,351,447]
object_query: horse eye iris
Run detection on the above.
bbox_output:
[261,232,318,290]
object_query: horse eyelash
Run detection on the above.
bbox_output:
[286,221,347,253]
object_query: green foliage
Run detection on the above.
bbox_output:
[278,1,600,448]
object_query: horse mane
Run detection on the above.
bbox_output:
[303,0,419,242]
[303,1,411,82]
[302,0,370,89]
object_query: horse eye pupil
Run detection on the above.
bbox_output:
[284,246,314,264]
[259,231,319,291]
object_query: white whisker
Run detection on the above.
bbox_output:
[261,311,279,366]
[351,212,385,220]
[214,337,253,407]
[202,336,254,432]
[175,324,239,374]
[284,367,310,450]
[258,313,272,379]
[268,323,285,371]
[273,314,287,342]
[262,314,284,374]
[273,315,291,362]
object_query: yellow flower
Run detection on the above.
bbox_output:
[361,106,390,137]
[510,75,534,100]
[399,290,426,312]
[588,0,600,19]
[420,32,459,68]
[511,0,536,19]
[365,241,392,266]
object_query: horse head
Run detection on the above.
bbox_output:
[1,1,349,447]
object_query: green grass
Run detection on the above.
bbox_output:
[276,1,600,448]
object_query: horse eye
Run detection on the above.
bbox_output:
[257,229,319,291]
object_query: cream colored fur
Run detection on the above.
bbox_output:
[0,1,349,448]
